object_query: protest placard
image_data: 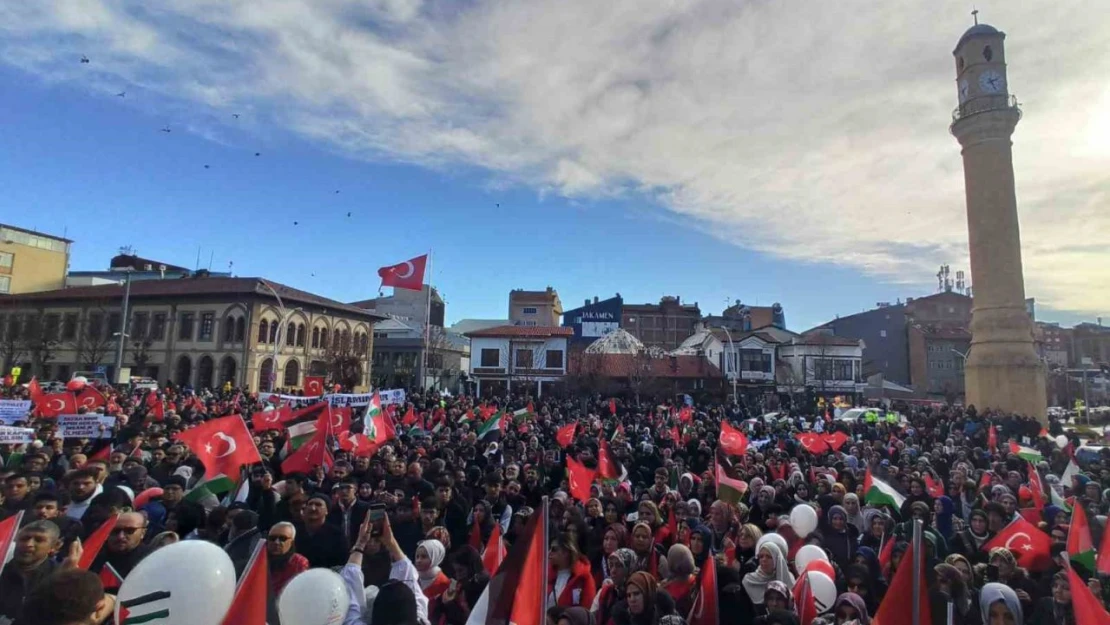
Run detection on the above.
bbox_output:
[0,426,35,444]
[0,399,32,424]
[57,414,116,439]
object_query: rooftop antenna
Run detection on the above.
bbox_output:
[228,260,234,277]
[207,250,214,271]
[195,246,202,271]
[972,8,979,25]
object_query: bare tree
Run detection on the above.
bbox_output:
[72,305,117,371]
[0,310,28,375]
[423,325,457,391]
[322,330,366,390]
[20,312,60,378]
[626,347,664,405]
[130,337,155,374]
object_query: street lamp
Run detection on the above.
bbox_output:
[112,269,133,386]
[259,280,303,392]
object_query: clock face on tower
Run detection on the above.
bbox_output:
[978,69,1005,94]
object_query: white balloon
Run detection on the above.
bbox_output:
[74,376,88,384]
[115,540,236,625]
[1055,435,1068,449]
[279,568,349,625]
[790,504,819,538]
[806,570,838,613]
[756,532,789,558]
[794,544,829,573]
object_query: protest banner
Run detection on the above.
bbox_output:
[0,426,35,444]
[57,414,117,439]
[0,400,32,424]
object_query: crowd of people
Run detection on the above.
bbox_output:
[1,379,1109,625]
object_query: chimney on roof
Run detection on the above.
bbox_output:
[593,296,598,304]
[585,299,591,306]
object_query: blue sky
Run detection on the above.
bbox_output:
[1,2,1106,331]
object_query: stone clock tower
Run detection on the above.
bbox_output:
[950,19,1046,422]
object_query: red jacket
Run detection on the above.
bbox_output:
[269,553,310,596]
[548,557,596,609]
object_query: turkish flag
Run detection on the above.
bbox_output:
[175,416,262,478]
[76,387,106,411]
[220,542,268,625]
[251,405,291,432]
[303,376,325,397]
[678,406,693,424]
[566,456,596,502]
[795,432,829,455]
[924,473,944,498]
[597,438,619,480]
[36,392,77,418]
[875,539,931,625]
[347,433,380,458]
[28,377,44,403]
[821,431,849,452]
[282,428,334,474]
[988,425,998,452]
[719,421,749,456]
[378,254,427,291]
[99,563,123,591]
[482,523,506,576]
[556,423,577,448]
[983,516,1053,571]
[315,405,351,437]
[402,405,418,426]
[687,551,719,625]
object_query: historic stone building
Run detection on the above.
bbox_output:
[0,276,384,391]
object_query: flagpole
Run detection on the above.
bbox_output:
[912,518,922,625]
[420,249,433,393]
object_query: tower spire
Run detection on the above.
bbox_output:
[972,8,979,25]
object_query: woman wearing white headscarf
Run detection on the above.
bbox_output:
[980,583,1023,625]
[415,539,449,600]
[741,542,796,606]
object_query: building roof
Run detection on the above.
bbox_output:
[450,319,509,334]
[583,329,645,355]
[572,353,723,379]
[109,254,190,273]
[0,223,72,243]
[794,332,863,347]
[464,325,574,338]
[914,325,972,340]
[955,23,1002,52]
[1,276,386,320]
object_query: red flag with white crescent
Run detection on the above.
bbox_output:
[378,255,427,291]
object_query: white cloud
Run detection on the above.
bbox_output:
[1,0,1107,317]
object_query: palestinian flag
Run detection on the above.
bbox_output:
[1067,502,1097,572]
[1061,459,1081,489]
[512,403,535,423]
[715,460,747,505]
[465,498,548,625]
[864,468,906,511]
[1008,441,1042,463]
[1066,562,1110,625]
[458,409,474,426]
[284,421,318,452]
[476,411,504,441]
[184,475,237,505]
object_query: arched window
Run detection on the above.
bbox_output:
[235,317,246,342]
[175,355,192,387]
[223,317,236,343]
[259,358,275,392]
[320,328,329,350]
[258,319,268,343]
[296,324,305,347]
[269,320,278,344]
[197,355,214,390]
[312,327,320,348]
[220,356,237,385]
[283,359,300,387]
[341,330,350,352]
[286,322,296,346]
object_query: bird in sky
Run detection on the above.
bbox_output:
[160,127,171,133]
[346,212,351,217]
[80,55,89,64]
[232,113,240,119]
[334,190,340,194]
[116,91,126,97]
[254,152,260,157]
[204,165,210,169]
[293,221,299,225]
